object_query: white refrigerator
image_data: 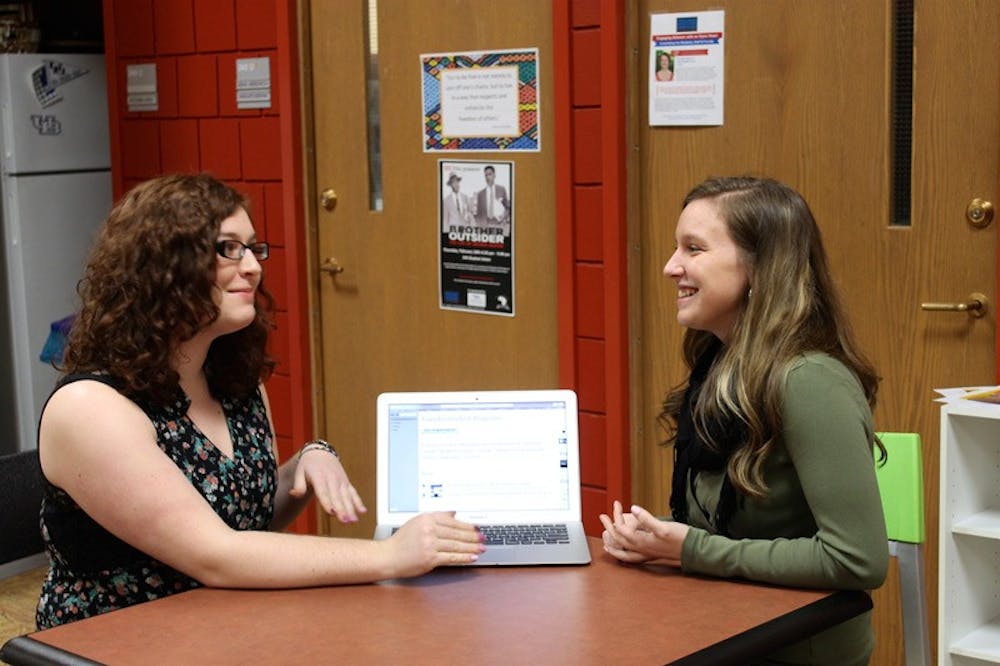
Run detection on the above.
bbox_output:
[0,53,112,454]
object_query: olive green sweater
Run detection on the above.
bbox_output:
[679,353,889,665]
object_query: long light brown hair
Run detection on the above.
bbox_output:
[62,173,275,404]
[660,176,881,497]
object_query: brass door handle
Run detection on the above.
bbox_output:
[320,258,345,275]
[320,188,338,211]
[921,292,988,318]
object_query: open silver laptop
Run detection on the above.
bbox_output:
[373,389,591,566]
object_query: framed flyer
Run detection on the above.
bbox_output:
[438,160,514,316]
[421,48,540,152]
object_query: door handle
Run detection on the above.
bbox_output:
[320,188,338,212]
[921,292,988,318]
[320,258,345,275]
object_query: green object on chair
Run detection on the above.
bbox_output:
[874,432,925,544]
[873,431,930,666]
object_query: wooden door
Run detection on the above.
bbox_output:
[633,2,998,664]
[304,1,558,539]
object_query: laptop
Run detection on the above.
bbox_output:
[373,389,591,566]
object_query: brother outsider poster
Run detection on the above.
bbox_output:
[438,160,514,316]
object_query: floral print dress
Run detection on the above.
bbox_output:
[35,374,277,628]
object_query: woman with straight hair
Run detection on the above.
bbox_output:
[600,176,888,665]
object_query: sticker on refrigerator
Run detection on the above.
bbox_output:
[31,60,89,108]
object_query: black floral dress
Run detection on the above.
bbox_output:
[36,374,277,628]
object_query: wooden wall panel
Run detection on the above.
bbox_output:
[177,55,218,115]
[159,119,199,172]
[556,0,631,535]
[573,186,603,261]
[195,1,236,51]
[153,0,194,54]
[235,0,277,49]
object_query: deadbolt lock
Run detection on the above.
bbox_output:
[966,198,994,229]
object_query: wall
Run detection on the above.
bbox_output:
[101,0,314,533]
[555,0,631,532]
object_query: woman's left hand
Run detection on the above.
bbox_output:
[290,449,367,523]
[599,500,689,567]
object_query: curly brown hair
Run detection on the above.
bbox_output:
[62,173,276,404]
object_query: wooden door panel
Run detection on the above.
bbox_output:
[306,0,557,539]
[634,2,998,664]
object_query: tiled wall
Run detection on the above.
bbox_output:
[557,0,631,534]
[102,0,313,532]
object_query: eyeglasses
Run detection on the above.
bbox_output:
[215,239,269,261]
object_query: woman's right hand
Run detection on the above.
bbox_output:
[385,512,485,578]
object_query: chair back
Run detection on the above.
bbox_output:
[0,450,45,566]
[874,432,925,544]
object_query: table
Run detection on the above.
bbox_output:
[0,539,871,665]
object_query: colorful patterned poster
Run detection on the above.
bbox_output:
[421,48,540,152]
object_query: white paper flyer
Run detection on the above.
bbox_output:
[648,10,725,126]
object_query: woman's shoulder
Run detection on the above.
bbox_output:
[45,375,142,421]
[784,352,867,401]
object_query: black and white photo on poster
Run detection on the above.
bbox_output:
[438,160,514,316]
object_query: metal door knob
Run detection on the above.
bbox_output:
[320,258,345,275]
[320,188,338,212]
[966,198,994,229]
[921,292,988,318]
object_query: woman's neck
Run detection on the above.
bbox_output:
[174,332,212,398]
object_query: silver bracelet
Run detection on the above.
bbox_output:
[298,439,339,459]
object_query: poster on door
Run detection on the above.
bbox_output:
[438,160,514,317]
[421,48,540,152]
[648,10,725,126]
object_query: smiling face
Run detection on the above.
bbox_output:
[663,198,751,342]
[208,206,262,337]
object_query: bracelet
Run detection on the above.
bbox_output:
[298,439,339,460]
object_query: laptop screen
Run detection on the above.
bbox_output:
[377,390,581,525]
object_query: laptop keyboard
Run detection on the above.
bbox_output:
[478,524,570,546]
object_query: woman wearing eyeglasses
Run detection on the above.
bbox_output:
[35,173,484,628]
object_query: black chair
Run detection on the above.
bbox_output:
[0,450,45,577]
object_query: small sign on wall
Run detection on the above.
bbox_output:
[126,63,158,112]
[648,10,725,126]
[236,57,272,109]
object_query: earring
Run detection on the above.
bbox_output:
[747,288,753,300]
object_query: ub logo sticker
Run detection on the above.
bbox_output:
[31,115,61,136]
[31,60,89,108]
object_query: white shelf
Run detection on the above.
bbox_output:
[939,402,1000,666]
[953,510,1000,540]
[941,398,1000,419]
[950,618,1000,663]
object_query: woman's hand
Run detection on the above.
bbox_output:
[599,500,689,567]
[289,449,367,523]
[385,512,485,578]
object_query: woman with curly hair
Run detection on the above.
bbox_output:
[600,176,888,665]
[36,173,484,628]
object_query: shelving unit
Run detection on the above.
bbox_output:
[939,399,1000,665]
